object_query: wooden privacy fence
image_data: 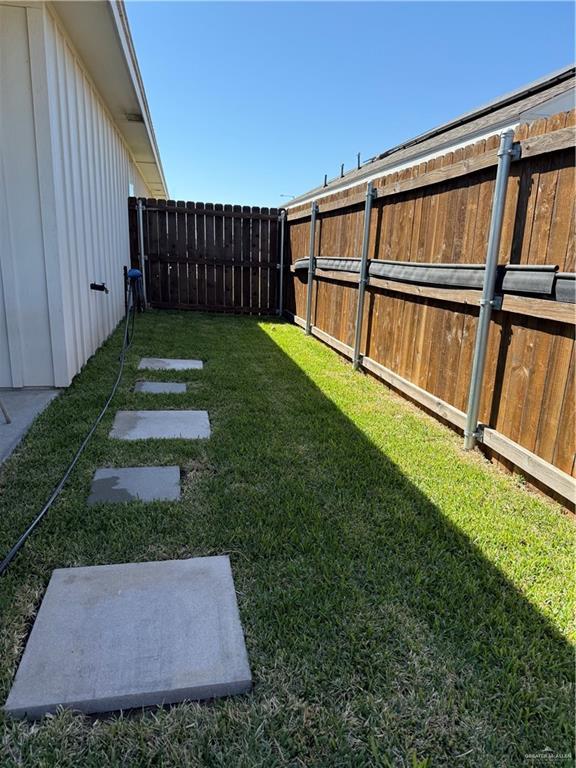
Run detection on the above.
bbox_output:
[128,199,282,314]
[284,110,576,506]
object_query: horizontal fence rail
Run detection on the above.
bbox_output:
[128,199,282,315]
[284,109,576,506]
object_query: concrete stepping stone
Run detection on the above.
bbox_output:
[109,410,210,440]
[88,466,181,504]
[134,381,187,394]
[4,556,252,719]
[138,358,203,371]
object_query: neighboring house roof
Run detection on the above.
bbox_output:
[52,0,168,198]
[287,65,575,209]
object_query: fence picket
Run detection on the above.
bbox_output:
[196,202,206,306]
[205,203,216,306]
[186,202,197,306]
[232,205,242,308]
[214,203,225,306]
[242,206,252,311]
[223,204,233,309]
[251,206,261,312]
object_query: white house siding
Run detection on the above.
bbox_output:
[43,7,149,384]
[0,3,151,389]
[0,4,56,388]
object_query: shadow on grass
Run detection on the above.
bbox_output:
[0,311,573,766]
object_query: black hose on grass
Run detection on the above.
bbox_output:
[0,284,136,576]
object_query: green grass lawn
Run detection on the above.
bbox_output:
[0,311,573,767]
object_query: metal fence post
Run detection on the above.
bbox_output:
[305,201,318,335]
[353,181,376,370]
[136,198,148,306]
[278,210,286,316]
[123,265,128,314]
[463,129,520,450]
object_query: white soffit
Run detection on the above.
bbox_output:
[50,0,168,198]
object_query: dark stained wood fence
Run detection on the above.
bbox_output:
[128,199,281,314]
[285,110,576,505]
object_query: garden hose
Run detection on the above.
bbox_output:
[0,280,137,576]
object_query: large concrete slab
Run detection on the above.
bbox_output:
[88,466,181,504]
[138,358,203,371]
[0,389,60,464]
[134,381,187,394]
[109,411,211,441]
[4,556,252,719]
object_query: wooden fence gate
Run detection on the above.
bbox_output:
[128,198,282,314]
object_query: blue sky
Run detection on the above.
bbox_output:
[126,1,575,207]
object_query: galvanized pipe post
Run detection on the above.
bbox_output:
[463,129,519,450]
[136,198,148,306]
[278,210,286,316]
[305,201,318,335]
[353,181,376,370]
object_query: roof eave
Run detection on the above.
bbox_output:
[50,0,168,198]
[109,0,168,197]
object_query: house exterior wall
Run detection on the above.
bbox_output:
[43,6,151,384]
[0,4,57,388]
[0,2,152,389]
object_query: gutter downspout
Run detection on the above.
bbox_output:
[463,129,520,450]
[353,182,376,370]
